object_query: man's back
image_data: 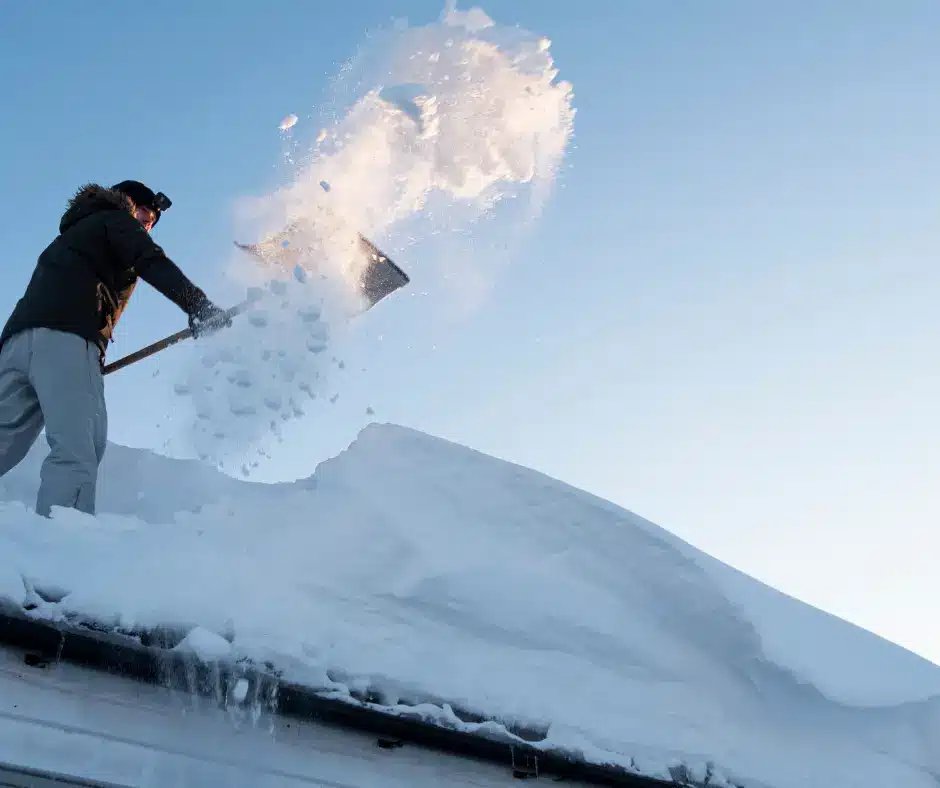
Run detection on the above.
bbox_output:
[1,184,211,359]
[2,186,140,353]
[0,179,227,519]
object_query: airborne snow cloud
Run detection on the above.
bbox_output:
[159,4,575,475]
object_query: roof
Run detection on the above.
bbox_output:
[0,607,674,788]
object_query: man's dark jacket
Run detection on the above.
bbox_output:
[0,183,209,360]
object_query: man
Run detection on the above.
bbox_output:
[0,180,230,517]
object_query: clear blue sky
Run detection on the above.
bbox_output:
[2,2,940,663]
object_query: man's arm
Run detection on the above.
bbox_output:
[103,209,209,314]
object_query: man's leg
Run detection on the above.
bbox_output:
[28,329,107,517]
[0,331,45,478]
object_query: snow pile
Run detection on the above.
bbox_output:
[2,424,940,788]
[166,4,574,471]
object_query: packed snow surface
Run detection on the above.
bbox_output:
[2,424,940,788]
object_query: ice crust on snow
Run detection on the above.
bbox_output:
[2,424,940,788]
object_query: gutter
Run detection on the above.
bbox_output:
[0,607,678,788]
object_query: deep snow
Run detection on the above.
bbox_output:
[2,424,940,788]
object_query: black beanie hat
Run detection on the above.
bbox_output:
[111,180,170,226]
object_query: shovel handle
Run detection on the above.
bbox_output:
[102,301,250,376]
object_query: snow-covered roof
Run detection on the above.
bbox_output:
[2,423,940,787]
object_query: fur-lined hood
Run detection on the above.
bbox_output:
[60,183,134,234]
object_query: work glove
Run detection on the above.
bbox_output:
[189,298,232,338]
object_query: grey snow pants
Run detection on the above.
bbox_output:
[0,328,107,517]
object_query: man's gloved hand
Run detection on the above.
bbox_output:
[188,298,233,338]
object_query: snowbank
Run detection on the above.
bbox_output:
[2,423,939,788]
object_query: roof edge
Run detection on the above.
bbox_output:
[0,606,680,788]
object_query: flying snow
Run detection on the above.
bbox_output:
[278,113,298,131]
[163,4,575,473]
[377,83,430,129]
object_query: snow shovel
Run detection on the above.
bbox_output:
[102,236,409,376]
